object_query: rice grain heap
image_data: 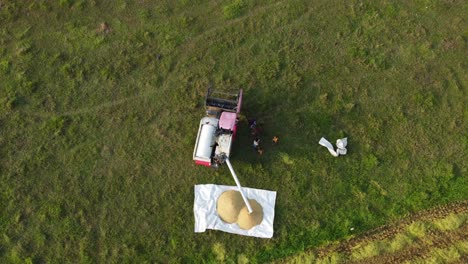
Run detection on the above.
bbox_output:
[216,190,244,223]
[237,199,264,230]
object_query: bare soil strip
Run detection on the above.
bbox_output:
[320,201,467,257]
[276,200,467,263]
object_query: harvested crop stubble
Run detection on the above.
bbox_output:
[217,190,244,223]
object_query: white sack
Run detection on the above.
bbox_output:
[194,184,277,238]
[319,137,348,157]
[336,138,347,155]
[319,137,339,157]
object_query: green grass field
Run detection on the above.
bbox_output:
[0,0,466,263]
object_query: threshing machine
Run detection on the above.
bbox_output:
[193,88,243,168]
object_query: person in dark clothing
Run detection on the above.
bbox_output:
[257,146,264,155]
[210,142,219,158]
[251,126,259,137]
[248,119,257,129]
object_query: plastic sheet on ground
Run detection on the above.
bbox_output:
[194,184,276,238]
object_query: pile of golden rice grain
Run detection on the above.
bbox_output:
[216,190,264,230]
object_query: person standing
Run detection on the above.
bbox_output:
[253,138,260,150]
[257,146,264,155]
[248,119,257,129]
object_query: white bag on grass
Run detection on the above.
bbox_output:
[319,137,348,157]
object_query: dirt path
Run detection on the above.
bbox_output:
[320,200,467,257]
[275,200,468,263]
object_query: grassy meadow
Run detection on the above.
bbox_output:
[0,0,467,263]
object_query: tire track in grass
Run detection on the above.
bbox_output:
[172,0,310,63]
[21,1,304,119]
[22,1,316,120]
[27,89,160,118]
[181,0,288,49]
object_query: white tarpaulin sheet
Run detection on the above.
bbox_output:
[194,184,277,238]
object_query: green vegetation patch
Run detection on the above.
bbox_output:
[410,245,465,264]
[223,0,248,19]
[433,213,467,231]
